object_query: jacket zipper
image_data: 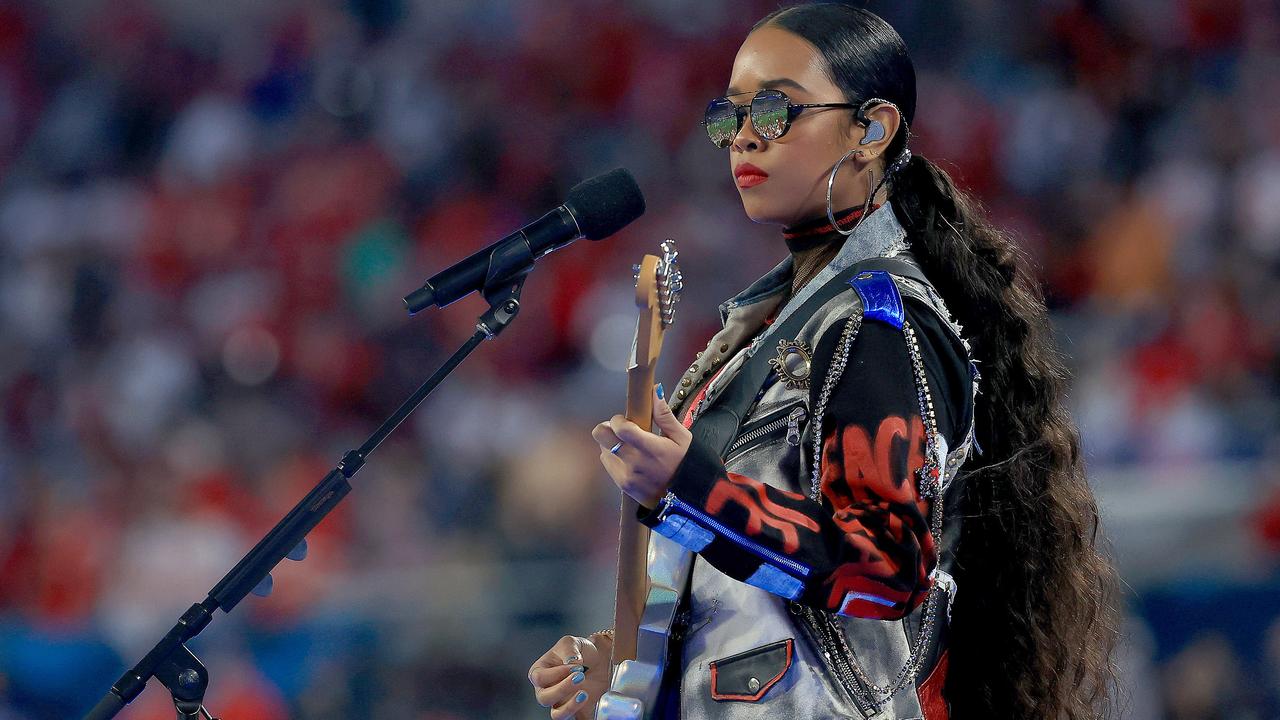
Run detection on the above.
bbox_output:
[789,603,878,716]
[724,405,807,461]
[655,491,810,578]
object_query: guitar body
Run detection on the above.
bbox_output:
[596,242,684,720]
[596,537,693,719]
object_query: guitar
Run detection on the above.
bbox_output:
[597,241,687,720]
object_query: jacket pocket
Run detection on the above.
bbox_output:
[709,638,794,702]
[723,402,808,465]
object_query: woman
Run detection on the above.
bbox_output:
[529,4,1117,718]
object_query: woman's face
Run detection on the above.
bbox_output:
[724,26,870,227]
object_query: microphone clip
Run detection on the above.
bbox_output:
[477,275,526,340]
[472,234,532,338]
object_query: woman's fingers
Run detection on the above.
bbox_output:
[651,387,692,447]
[532,666,586,707]
[590,422,622,451]
[606,415,661,454]
[535,666,588,710]
[528,635,604,718]
[529,636,589,709]
[598,446,627,476]
[528,636,581,685]
[596,409,682,458]
[529,663,575,692]
[534,636,586,709]
[593,424,640,470]
[550,685,592,720]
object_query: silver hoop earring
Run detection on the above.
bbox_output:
[826,149,876,236]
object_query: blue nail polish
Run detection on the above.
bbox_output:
[572,671,585,685]
[656,383,665,400]
[570,665,585,674]
[575,691,588,703]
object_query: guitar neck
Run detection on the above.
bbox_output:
[600,245,681,718]
[625,365,656,432]
[611,362,658,665]
[609,248,680,674]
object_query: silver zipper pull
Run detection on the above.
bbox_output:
[656,491,678,522]
[786,406,807,446]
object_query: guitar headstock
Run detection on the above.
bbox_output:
[629,239,681,382]
[657,239,682,328]
[632,239,682,327]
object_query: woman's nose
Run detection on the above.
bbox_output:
[732,114,763,152]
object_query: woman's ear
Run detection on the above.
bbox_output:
[852,103,902,161]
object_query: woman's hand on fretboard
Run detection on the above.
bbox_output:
[592,385,692,509]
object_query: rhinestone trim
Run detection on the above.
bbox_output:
[804,306,953,710]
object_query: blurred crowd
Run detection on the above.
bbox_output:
[0,0,1278,717]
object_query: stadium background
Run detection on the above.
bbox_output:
[0,0,1278,717]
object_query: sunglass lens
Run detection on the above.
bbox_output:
[750,90,789,140]
[704,97,738,148]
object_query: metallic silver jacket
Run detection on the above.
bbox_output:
[659,203,975,719]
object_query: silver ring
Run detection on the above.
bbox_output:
[610,441,624,455]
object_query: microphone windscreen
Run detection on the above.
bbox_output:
[565,168,646,240]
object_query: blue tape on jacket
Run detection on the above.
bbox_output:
[745,563,804,600]
[652,513,715,552]
[849,270,904,330]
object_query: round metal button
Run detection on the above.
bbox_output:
[783,350,809,377]
[747,677,761,692]
[768,339,814,390]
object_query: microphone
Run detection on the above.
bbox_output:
[403,168,645,313]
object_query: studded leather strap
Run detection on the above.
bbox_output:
[689,254,927,459]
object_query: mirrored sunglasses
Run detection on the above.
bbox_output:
[702,88,857,148]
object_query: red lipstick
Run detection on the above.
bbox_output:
[734,163,769,189]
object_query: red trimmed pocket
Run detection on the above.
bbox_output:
[709,638,794,702]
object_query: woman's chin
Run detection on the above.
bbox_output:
[737,197,791,227]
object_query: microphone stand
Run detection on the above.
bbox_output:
[83,242,536,720]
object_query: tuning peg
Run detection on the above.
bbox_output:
[251,573,274,598]
[287,538,308,561]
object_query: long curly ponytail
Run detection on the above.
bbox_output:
[892,152,1119,718]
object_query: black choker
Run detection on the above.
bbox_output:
[782,205,878,253]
